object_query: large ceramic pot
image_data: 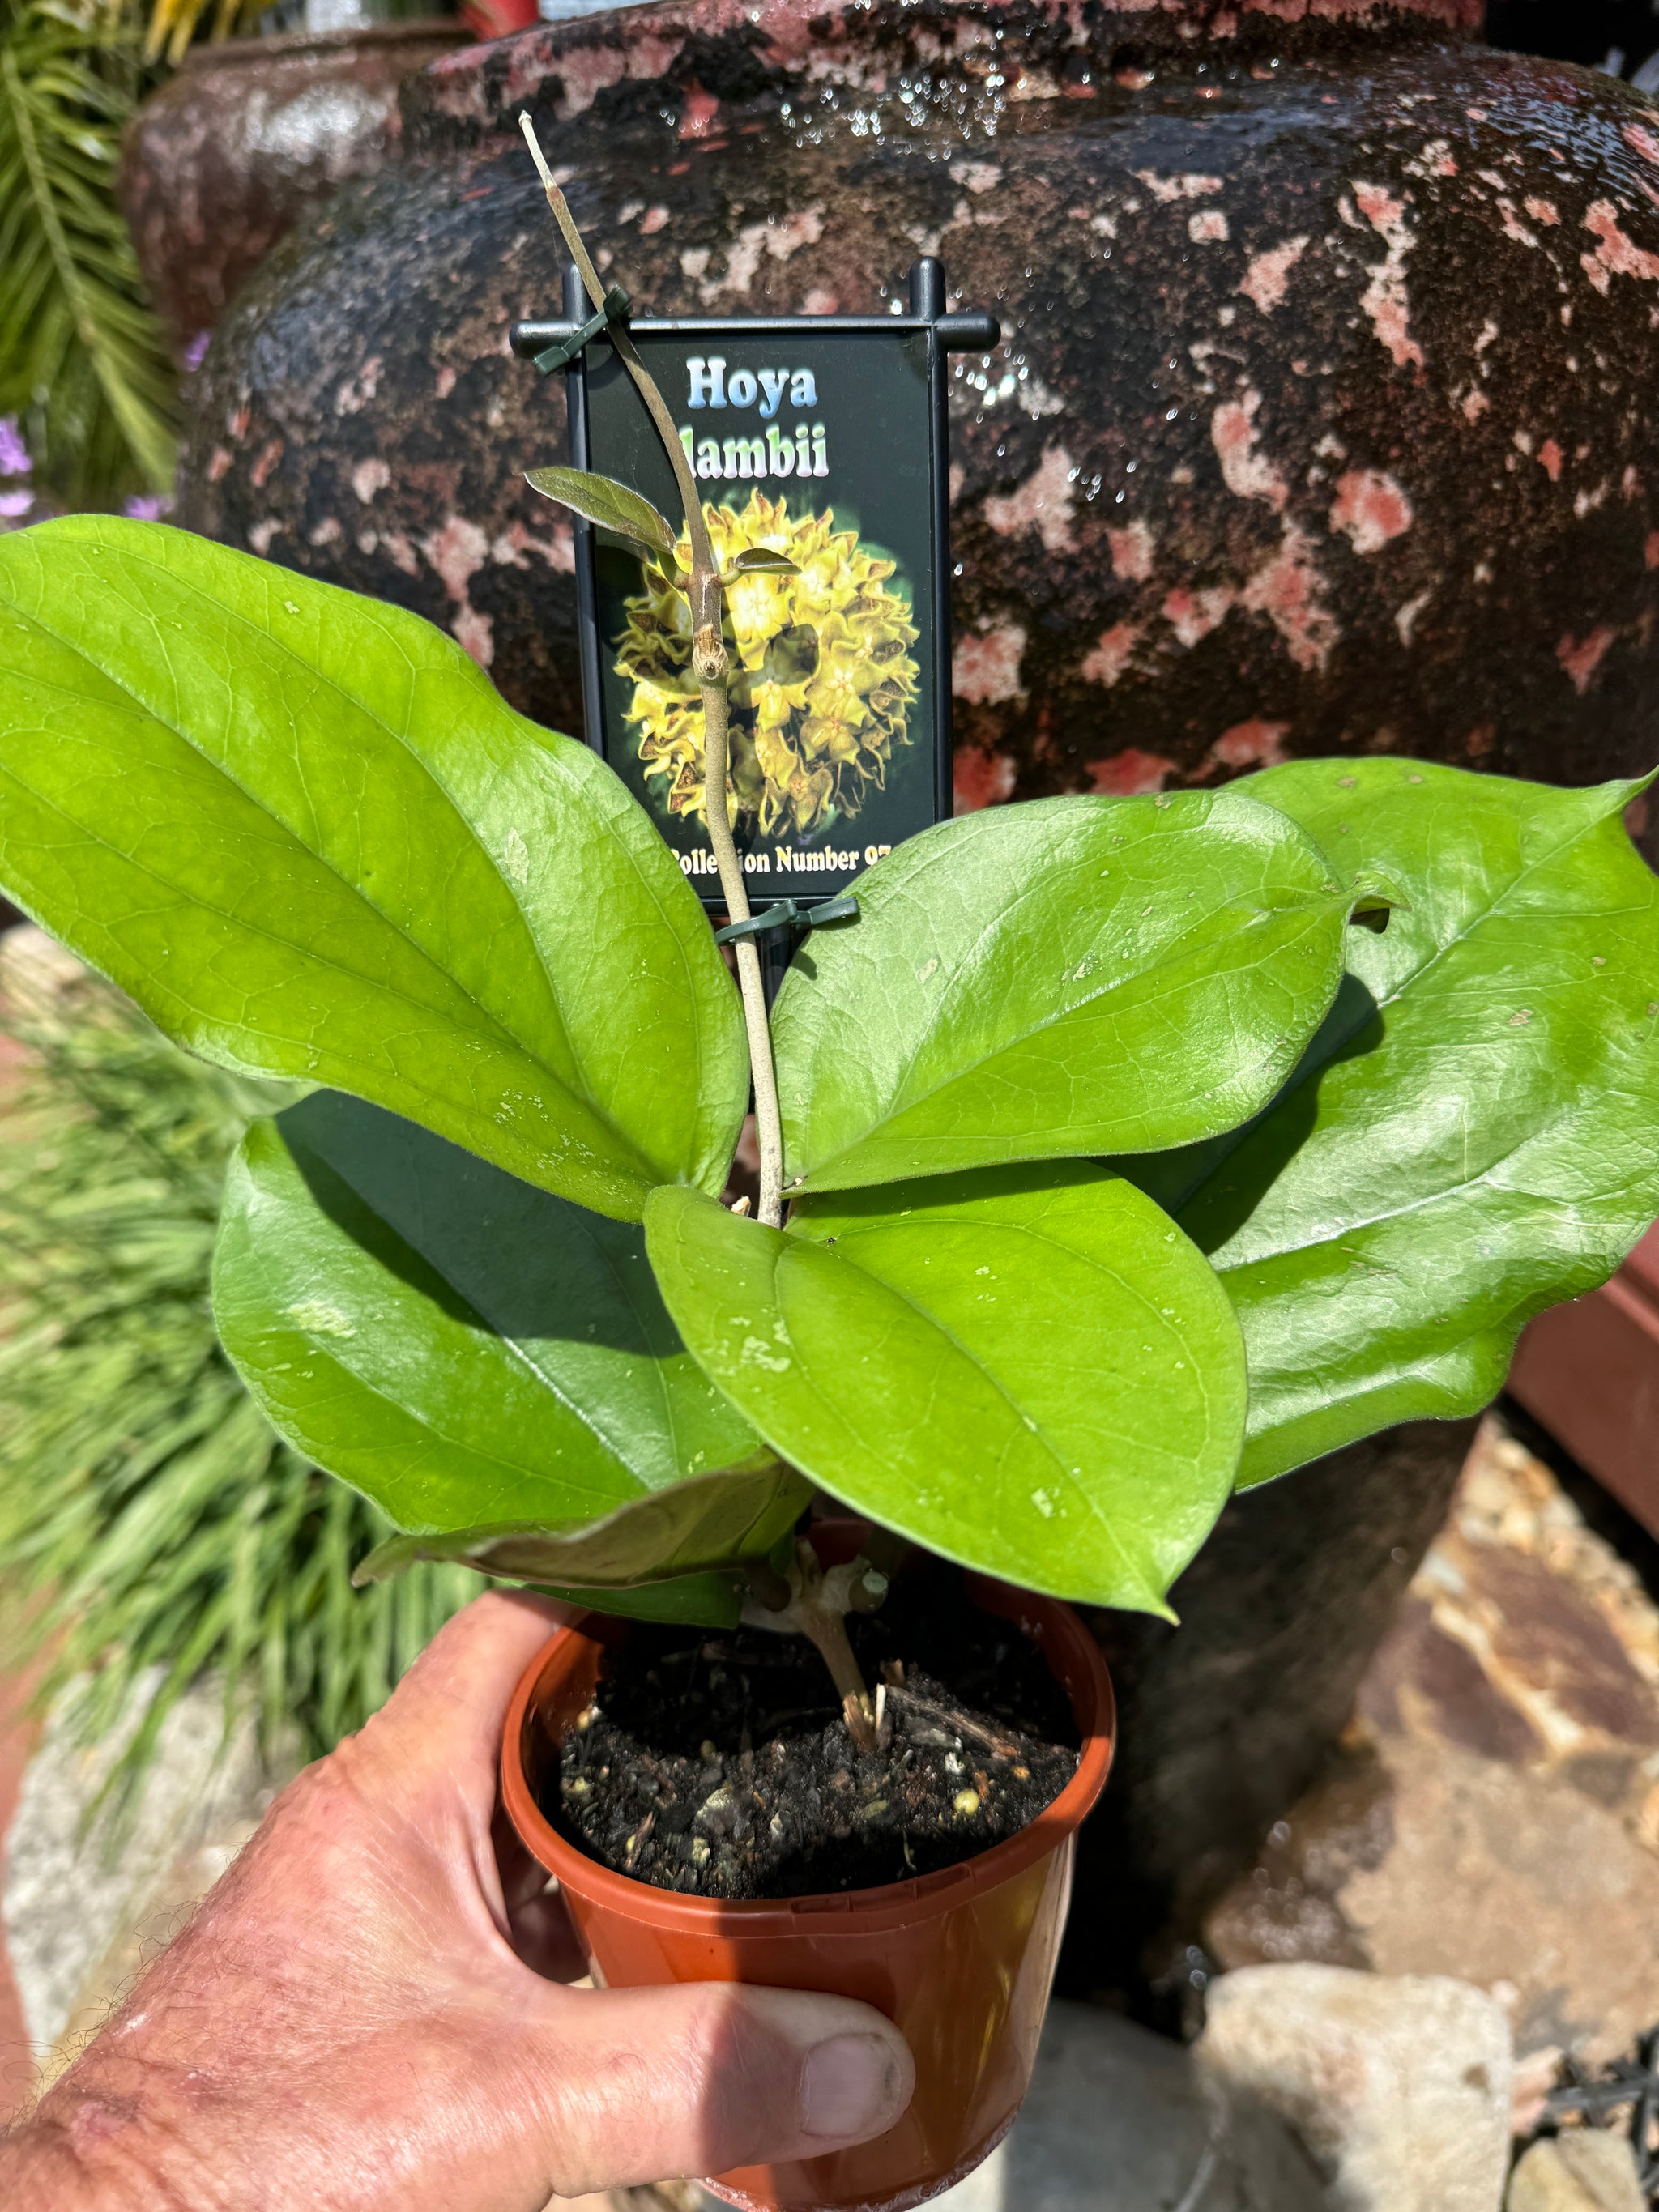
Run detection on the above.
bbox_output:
[180,0,1659,800]
[119,20,466,361]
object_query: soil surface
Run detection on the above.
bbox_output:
[545,1562,1082,1899]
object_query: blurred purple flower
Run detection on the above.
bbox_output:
[0,417,29,478]
[182,331,211,373]
[122,493,173,521]
[0,490,35,519]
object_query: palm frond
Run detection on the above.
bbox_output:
[0,934,480,1810]
[0,0,177,504]
[143,0,263,71]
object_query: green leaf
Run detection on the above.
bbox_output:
[531,1575,747,1626]
[211,1092,778,1572]
[726,549,800,577]
[771,790,1362,1197]
[643,1166,1247,1614]
[1133,760,1659,1486]
[354,1457,807,1589]
[0,518,746,1221]
[525,466,676,556]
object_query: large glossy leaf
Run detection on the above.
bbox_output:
[1132,761,1659,1486]
[0,518,744,1221]
[644,1166,1247,1613]
[354,1461,804,1589]
[771,790,1371,1197]
[212,1091,787,1612]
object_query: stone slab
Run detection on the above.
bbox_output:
[1198,1964,1512,2212]
[2,1669,295,2082]
[1205,1420,1659,2065]
[0,1660,40,2124]
[1508,2133,1647,2212]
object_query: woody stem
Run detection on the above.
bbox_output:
[744,1541,886,1754]
[519,113,785,1227]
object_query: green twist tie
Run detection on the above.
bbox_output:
[532,285,632,374]
[714,895,859,944]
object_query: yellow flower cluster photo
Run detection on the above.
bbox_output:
[613,491,919,838]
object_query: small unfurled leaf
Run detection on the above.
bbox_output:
[353,1459,809,1590]
[726,548,800,577]
[0,519,745,1220]
[1129,760,1659,1486]
[526,465,676,556]
[644,1165,1247,1615]
[772,790,1361,1196]
[212,1093,773,1549]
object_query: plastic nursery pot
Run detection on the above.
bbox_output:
[501,1524,1116,2212]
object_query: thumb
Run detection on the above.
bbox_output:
[511,1979,916,2198]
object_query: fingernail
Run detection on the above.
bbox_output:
[801,2033,904,2142]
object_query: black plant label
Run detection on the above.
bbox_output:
[575,319,952,907]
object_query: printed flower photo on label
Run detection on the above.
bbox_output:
[613,490,919,840]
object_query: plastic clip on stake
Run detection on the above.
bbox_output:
[532,284,633,374]
[714,895,859,945]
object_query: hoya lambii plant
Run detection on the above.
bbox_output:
[2,137,1657,1745]
[2,502,1657,1745]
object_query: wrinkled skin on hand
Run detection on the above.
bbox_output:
[0,1593,914,2211]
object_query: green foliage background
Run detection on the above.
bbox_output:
[0,0,176,507]
[0,935,478,1796]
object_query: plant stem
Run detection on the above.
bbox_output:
[518,114,786,1226]
[879,1677,1020,1761]
[744,1540,887,1754]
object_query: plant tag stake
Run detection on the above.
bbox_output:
[512,260,997,912]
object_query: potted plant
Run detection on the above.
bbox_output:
[2,133,1659,2212]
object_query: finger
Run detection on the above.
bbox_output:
[514,1981,915,2198]
[358,1589,567,1786]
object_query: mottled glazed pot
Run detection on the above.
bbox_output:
[119,20,465,360]
[179,0,1659,799]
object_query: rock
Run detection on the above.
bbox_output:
[837,2001,1328,2212]
[1508,2133,1646,2212]
[1068,1417,1472,2011]
[2,1670,296,2069]
[1338,1745,1659,2072]
[0,921,96,1010]
[1203,1420,1659,2067]
[1197,1964,1512,2212]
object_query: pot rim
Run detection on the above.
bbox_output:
[417,0,1485,105]
[501,1565,1115,1935]
[180,18,467,70]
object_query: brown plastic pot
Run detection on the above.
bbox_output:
[501,1531,1115,2212]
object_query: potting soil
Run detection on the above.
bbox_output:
[544,1561,1082,1899]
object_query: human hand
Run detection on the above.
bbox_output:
[0,1592,915,2211]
